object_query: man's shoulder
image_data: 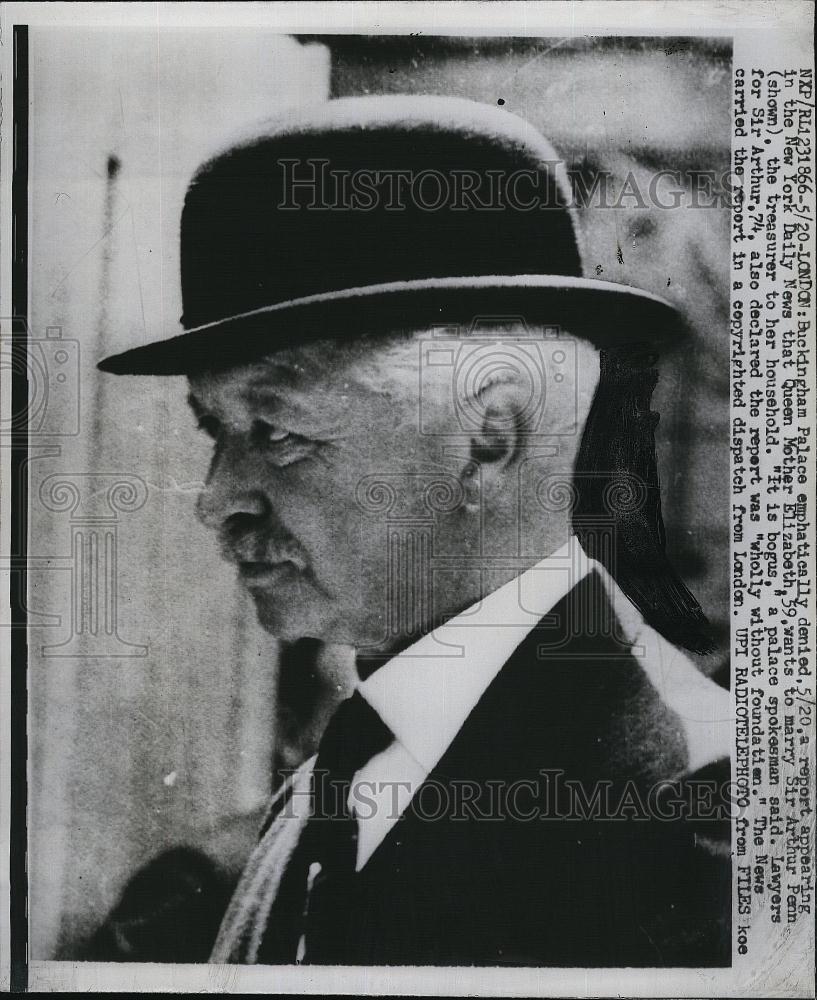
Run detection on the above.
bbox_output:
[439,567,728,787]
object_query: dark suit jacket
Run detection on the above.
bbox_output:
[226,571,731,967]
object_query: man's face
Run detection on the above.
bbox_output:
[189,331,597,651]
[188,337,468,650]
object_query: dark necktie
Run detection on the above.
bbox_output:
[261,691,394,964]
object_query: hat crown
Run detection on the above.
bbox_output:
[99,96,682,376]
[180,95,582,330]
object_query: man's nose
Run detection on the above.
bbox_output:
[195,443,269,531]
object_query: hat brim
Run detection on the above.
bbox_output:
[97,275,685,376]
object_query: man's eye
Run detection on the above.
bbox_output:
[252,421,316,462]
[259,422,293,445]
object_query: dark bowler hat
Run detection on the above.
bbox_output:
[98,95,683,376]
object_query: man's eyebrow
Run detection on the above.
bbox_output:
[243,371,315,419]
[244,362,305,398]
[241,384,297,425]
[244,383,289,405]
[244,378,347,437]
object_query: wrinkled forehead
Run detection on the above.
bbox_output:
[186,326,599,418]
[185,336,417,435]
[188,351,318,403]
[188,334,414,401]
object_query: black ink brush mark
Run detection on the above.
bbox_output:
[91,151,122,451]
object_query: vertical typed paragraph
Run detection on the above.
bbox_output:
[731,65,814,955]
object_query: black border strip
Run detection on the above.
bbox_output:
[11,23,30,995]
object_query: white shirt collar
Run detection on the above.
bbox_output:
[357,534,596,774]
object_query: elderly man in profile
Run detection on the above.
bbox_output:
[99,96,730,967]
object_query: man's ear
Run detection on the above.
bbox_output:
[467,380,527,473]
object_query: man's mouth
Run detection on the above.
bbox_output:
[238,560,297,584]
